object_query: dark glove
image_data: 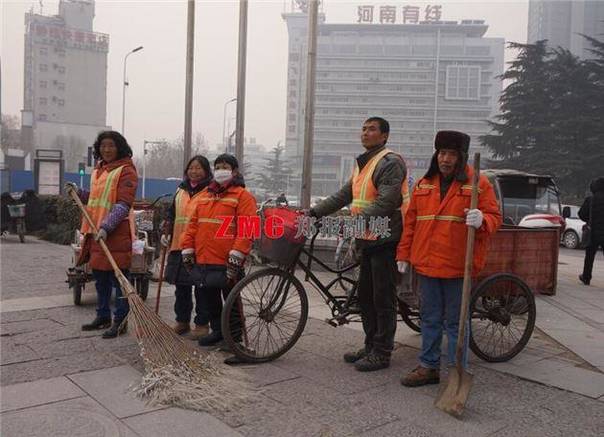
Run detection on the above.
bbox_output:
[95,228,108,242]
[182,248,195,270]
[227,250,245,283]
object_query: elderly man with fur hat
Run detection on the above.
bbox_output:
[396,130,502,387]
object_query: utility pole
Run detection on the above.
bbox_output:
[301,0,319,209]
[235,0,248,166]
[183,0,195,169]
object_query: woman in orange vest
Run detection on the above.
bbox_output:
[161,155,212,339]
[66,131,138,339]
[180,154,257,349]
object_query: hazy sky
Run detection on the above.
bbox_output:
[1,0,529,158]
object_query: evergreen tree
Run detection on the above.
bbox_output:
[255,145,293,196]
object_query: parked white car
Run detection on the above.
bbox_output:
[560,205,586,249]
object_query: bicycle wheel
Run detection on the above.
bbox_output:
[398,301,421,333]
[222,267,309,363]
[469,273,536,363]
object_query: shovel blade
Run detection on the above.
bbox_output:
[434,368,473,419]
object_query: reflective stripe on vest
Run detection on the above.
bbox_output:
[170,188,199,251]
[351,148,409,240]
[81,166,124,234]
[416,214,465,223]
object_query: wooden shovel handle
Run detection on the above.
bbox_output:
[455,153,480,371]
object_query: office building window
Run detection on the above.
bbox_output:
[58,99,65,106]
[39,97,48,105]
[39,47,48,55]
[446,65,481,100]
[38,114,47,121]
[57,82,65,91]
[39,64,48,72]
[58,66,66,74]
[40,80,47,89]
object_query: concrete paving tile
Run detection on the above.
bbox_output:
[485,358,604,398]
[0,350,126,387]
[0,339,39,365]
[124,407,241,437]
[29,337,96,359]
[261,377,400,436]
[0,318,63,336]
[356,420,447,437]
[0,376,86,413]
[355,382,508,437]
[235,407,346,437]
[239,362,300,387]
[67,365,165,419]
[0,396,139,437]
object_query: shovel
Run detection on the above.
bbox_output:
[434,152,481,418]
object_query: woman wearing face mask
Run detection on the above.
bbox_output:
[65,131,138,339]
[161,155,213,339]
[180,154,257,349]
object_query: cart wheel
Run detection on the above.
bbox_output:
[398,301,421,333]
[470,273,536,362]
[135,277,149,301]
[222,267,309,363]
[73,282,83,306]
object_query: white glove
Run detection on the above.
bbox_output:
[160,234,171,248]
[95,228,108,242]
[227,250,245,281]
[397,261,409,274]
[182,248,195,269]
[465,208,484,229]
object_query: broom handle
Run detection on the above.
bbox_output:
[155,243,168,314]
[67,188,132,294]
[455,153,480,374]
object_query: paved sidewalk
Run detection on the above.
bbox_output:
[1,237,604,436]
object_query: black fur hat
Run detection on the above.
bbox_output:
[424,130,471,182]
[590,177,604,194]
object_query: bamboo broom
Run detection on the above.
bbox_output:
[67,187,252,412]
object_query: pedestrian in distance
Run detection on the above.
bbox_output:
[310,117,410,372]
[578,177,604,286]
[397,130,502,387]
[179,154,257,361]
[66,131,138,339]
[161,155,213,339]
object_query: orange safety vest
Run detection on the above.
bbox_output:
[81,165,135,240]
[351,148,409,240]
[170,188,203,252]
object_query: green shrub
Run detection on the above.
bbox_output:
[37,195,81,245]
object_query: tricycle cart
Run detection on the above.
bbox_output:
[66,229,155,305]
[219,203,560,364]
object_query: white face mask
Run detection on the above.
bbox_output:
[214,169,233,184]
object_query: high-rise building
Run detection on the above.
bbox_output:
[22,0,109,171]
[283,7,504,195]
[528,0,604,57]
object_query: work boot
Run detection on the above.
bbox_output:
[579,274,590,286]
[102,320,128,339]
[82,317,111,331]
[172,321,191,335]
[400,366,440,387]
[354,353,390,372]
[188,324,209,340]
[343,348,368,364]
[198,331,223,347]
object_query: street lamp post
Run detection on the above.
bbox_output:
[222,98,237,153]
[121,46,144,135]
[142,140,164,199]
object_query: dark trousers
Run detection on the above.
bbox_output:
[174,284,210,326]
[93,269,129,322]
[206,282,242,341]
[582,239,604,281]
[357,244,398,358]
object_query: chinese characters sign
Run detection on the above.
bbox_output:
[357,4,443,24]
[33,23,109,51]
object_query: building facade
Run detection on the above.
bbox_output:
[283,10,504,195]
[22,0,109,171]
[528,0,604,57]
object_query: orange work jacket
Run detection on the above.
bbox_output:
[180,185,257,265]
[397,165,502,278]
[170,188,204,252]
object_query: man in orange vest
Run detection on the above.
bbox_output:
[311,117,408,372]
[397,130,502,387]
